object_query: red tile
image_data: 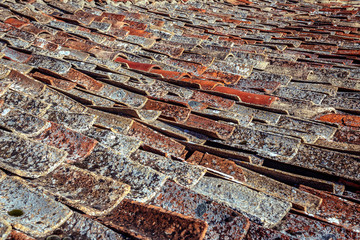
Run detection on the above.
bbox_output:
[213,86,278,106]
[180,77,223,90]
[316,114,360,129]
[150,69,189,80]
[114,57,159,72]
[201,70,242,84]
[4,18,29,28]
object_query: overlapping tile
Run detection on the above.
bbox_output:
[0,0,358,237]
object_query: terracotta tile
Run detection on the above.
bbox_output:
[191,176,291,228]
[31,121,98,162]
[32,72,77,91]
[213,86,278,106]
[0,176,72,238]
[127,121,186,158]
[130,150,206,187]
[63,68,104,92]
[201,70,241,84]
[96,199,208,240]
[244,222,295,240]
[48,212,127,239]
[2,47,31,63]
[114,57,158,72]
[190,90,235,110]
[150,69,189,80]
[317,113,360,128]
[142,99,191,123]
[276,213,359,239]
[300,185,360,232]
[30,164,130,216]
[150,180,250,240]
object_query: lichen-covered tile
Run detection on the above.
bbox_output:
[228,104,281,124]
[0,89,50,116]
[86,108,133,134]
[272,87,327,105]
[25,54,72,75]
[164,113,235,140]
[142,99,191,123]
[6,70,44,96]
[149,180,250,240]
[195,108,253,126]
[0,176,72,237]
[31,121,97,162]
[130,150,206,187]
[190,176,291,228]
[300,185,360,232]
[333,128,360,145]
[29,164,130,216]
[127,121,186,158]
[40,110,97,132]
[291,144,360,182]
[251,122,319,144]
[44,212,127,240]
[213,125,301,161]
[63,68,104,92]
[0,107,50,137]
[83,127,141,157]
[96,199,208,240]
[244,222,295,240]
[192,152,321,212]
[0,219,11,240]
[188,152,246,182]
[37,87,87,113]
[276,213,360,239]
[73,144,168,202]
[0,129,67,178]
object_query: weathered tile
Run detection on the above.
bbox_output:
[276,213,360,239]
[316,113,360,128]
[25,55,72,75]
[150,180,250,240]
[164,113,235,140]
[244,222,295,240]
[0,219,11,240]
[190,176,291,228]
[0,176,72,237]
[86,108,133,134]
[31,121,97,162]
[30,164,130,216]
[251,122,319,144]
[40,110,97,132]
[229,104,282,124]
[83,127,141,157]
[277,116,338,140]
[45,212,127,240]
[291,144,360,182]
[0,129,66,178]
[37,87,87,113]
[300,185,360,232]
[73,144,168,202]
[142,99,191,123]
[96,199,208,240]
[130,150,206,187]
[213,125,301,161]
[6,70,44,96]
[127,121,186,158]
[0,107,50,137]
[273,87,327,105]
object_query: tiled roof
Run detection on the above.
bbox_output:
[0,0,359,239]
